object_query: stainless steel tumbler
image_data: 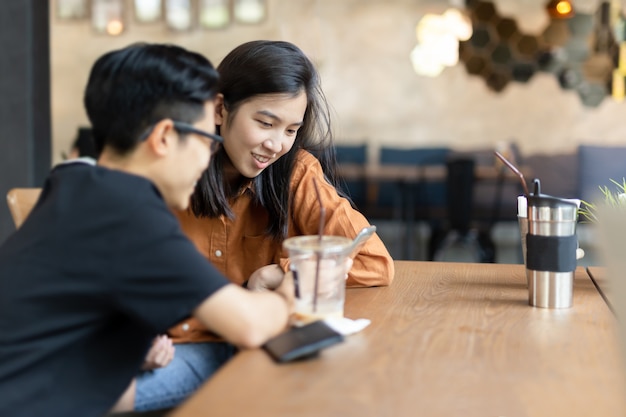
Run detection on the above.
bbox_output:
[526,182,579,309]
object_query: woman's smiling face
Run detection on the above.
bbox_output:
[217,91,308,179]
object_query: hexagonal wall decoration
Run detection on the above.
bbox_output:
[458,0,623,107]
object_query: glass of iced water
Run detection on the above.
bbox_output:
[283,235,352,326]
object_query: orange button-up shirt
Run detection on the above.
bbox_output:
[169,150,394,343]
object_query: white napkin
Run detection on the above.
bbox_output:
[517,195,527,218]
[323,317,371,336]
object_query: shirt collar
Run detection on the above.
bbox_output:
[58,157,97,167]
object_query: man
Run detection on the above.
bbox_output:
[0,43,292,417]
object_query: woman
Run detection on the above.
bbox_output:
[134,40,394,411]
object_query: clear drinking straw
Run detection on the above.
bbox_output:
[311,178,326,313]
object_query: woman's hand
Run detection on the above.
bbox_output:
[247,264,285,291]
[141,335,175,371]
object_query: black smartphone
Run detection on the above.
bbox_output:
[262,320,344,363]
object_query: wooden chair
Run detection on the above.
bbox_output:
[6,188,42,228]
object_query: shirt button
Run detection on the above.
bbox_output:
[215,250,222,257]
[182,323,190,331]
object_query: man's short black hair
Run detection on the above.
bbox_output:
[84,42,219,155]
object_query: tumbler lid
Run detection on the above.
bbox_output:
[527,179,579,209]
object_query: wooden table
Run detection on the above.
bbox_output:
[172,261,626,417]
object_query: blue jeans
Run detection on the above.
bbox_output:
[134,342,237,411]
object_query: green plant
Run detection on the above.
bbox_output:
[579,178,626,223]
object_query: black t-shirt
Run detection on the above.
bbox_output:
[0,161,229,417]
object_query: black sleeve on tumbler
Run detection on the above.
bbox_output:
[526,234,577,272]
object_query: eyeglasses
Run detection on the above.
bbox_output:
[172,121,223,153]
[139,121,223,153]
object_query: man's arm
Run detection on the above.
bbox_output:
[192,274,293,349]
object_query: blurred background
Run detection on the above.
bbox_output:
[2,0,624,263]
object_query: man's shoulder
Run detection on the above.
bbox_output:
[53,162,157,202]
[46,163,169,232]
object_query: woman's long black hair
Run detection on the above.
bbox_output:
[189,40,345,241]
